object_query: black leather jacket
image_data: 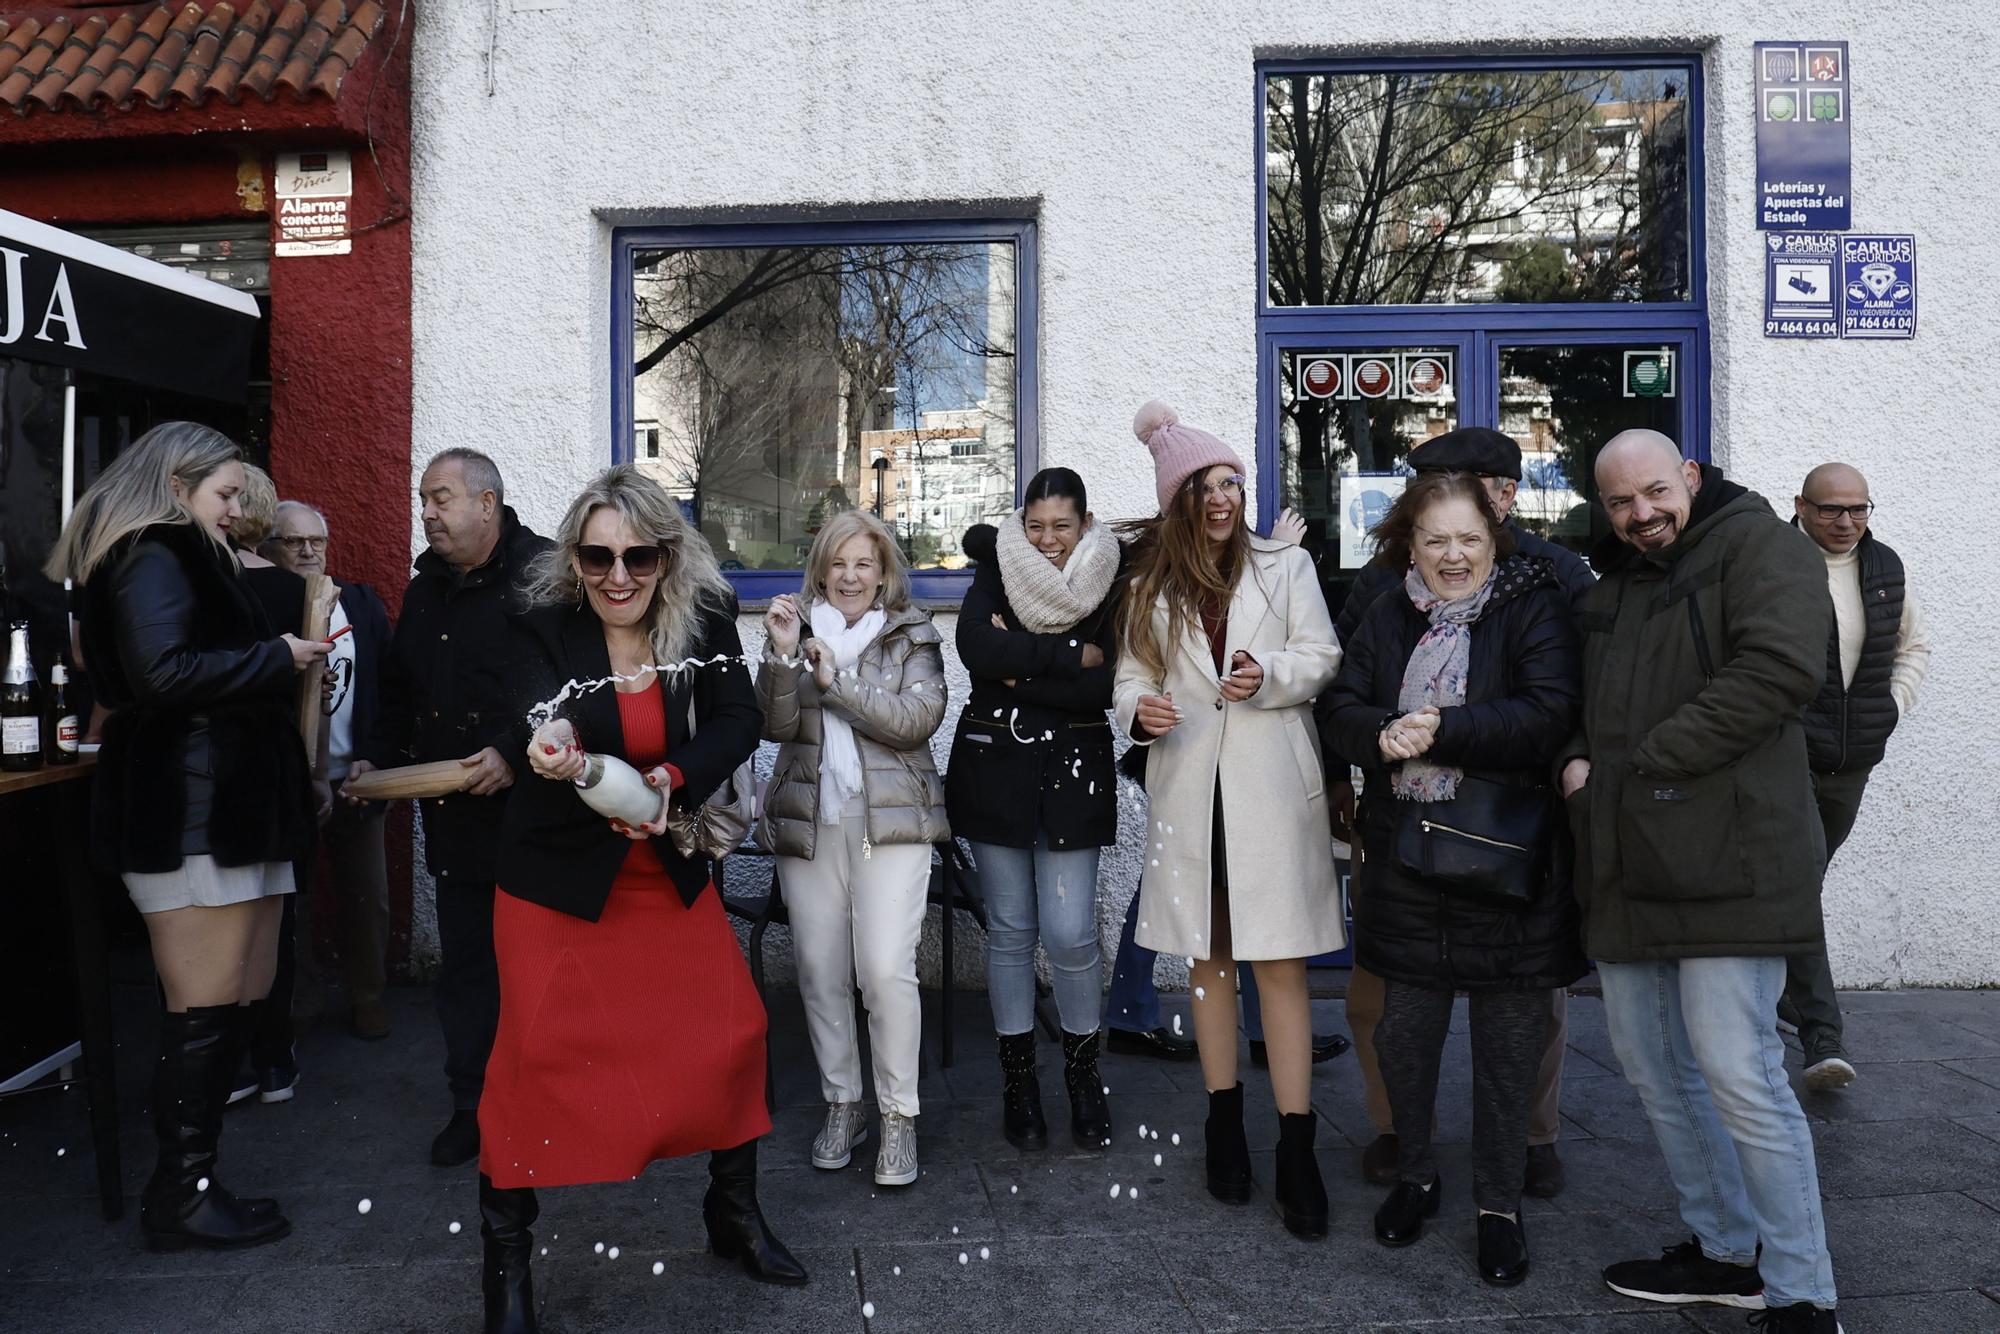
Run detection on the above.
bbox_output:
[80,522,314,873]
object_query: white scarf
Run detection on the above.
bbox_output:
[994,512,1121,633]
[810,600,886,824]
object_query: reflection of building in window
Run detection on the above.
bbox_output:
[634,420,662,460]
[627,235,1019,573]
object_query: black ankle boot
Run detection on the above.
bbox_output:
[479,1173,540,1334]
[996,1031,1048,1150]
[704,1139,809,1286]
[1274,1111,1328,1238]
[1204,1082,1253,1204]
[1476,1211,1530,1286]
[1061,1029,1113,1150]
[139,1005,290,1252]
[1373,1175,1441,1247]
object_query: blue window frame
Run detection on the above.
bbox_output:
[611,218,1039,604]
[1253,53,1710,538]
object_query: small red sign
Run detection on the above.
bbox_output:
[1300,357,1343,399]
[1404,355,1449,397]
[1354,357,1395,398]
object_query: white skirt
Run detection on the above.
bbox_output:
[123,856,295,914]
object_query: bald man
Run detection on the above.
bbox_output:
[1560,431,1842,1328]
[1783,464,1931,1090]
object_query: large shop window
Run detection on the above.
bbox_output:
[612,220,1036,602]
[1256,56,1707,612]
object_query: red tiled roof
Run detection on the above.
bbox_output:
[0,1,384,116]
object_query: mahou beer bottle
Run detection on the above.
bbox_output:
[47,656,78,765]
[2,621,43,772]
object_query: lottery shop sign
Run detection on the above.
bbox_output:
[1755,41,1851,231]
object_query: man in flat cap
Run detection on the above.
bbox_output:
[1321,425,1593,1198]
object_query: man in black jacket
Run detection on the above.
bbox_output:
[343,449,551,1165]
[269,500,397,1042]
[1783,464,1930,1090]
[1327,426,1589,1198]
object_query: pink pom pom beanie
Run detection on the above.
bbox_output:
[1132,400,1246,513]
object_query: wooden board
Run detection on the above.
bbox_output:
[296,573,338,757]
[339,759,475,802]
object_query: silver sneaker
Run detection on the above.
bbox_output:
[811,1101,869,1170]
[875,1111,918,1187]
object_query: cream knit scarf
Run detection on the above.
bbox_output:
[994,512,1120,632]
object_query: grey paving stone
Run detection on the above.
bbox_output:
[1678,1286,2000,1334]
[1820,1192,2000,1297]
[1461,1207,1698,1316]
[1810,1118,2000,1199]
[853,1237,1202,1334]
[1795,1060,2000,1123]
[1837,988,2000,1034]
[532,1245,858,1334]
[5,1273,247,1334]
[1367,1316,1692,1333]
[1830,1009,2000,1062]
[209,1258,484,1334]
[1955,1114,2000,1145]
[1558,1072,1653,1141]
[1941,1057,2000,1091]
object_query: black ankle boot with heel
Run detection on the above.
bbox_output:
[704,1139,809,1286]
[1061,1029,1113,1149]
[996,1031,1048,1150]
[1273,1110,1328,1238]
[478,1173,539,1334]
[1204,1082,1253,1204]
[139,1005,290,1253]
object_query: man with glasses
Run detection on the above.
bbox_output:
[1786,463,1931,1089]
[266,501,397,1042]
[342,449,550,1166]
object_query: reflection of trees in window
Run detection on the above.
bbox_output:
[1266,67,1688,478]
[630,242,1015,570]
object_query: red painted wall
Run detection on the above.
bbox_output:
[0,21,424,978]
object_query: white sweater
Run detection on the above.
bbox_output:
[1822,544,1930,716]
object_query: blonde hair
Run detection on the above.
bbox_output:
[525,465,734,665]
[233,464,279,548]
[801,509,912,613]
[43,421,241,585]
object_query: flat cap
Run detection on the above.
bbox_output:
[1408,426,1522,480]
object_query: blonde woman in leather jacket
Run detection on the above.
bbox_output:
[756,510,947,1190]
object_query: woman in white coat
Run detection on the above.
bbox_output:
[1113,401,1344,1240]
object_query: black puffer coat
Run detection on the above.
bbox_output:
[79,522,314,874]
[944,523,1121,851]
[1318,555,1586,992]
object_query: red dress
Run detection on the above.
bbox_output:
[479,687,771,1189]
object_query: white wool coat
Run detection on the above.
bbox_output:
[1113,536,1346,961]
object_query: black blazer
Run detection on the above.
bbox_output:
[944,523,1123,851]
[495,596,760,921]
[79,522,313,873]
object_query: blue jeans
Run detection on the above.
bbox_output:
[1599,957,1836,1309]
[970,840,1103,1037]
[1105,886,1265,1037]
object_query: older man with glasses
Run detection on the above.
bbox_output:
[267,501,398,1040]
[1785,464,1931,1089]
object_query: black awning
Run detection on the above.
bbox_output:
[1,207,261,403]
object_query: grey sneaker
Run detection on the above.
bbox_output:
[875,1112,919,1187]
[1803,1052,1857,1091]
[811,1101,869,1170]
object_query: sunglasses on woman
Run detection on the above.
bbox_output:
[576,544,666,577]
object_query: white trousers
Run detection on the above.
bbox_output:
[778,814,931,1117]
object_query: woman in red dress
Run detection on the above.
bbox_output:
[476,466,806,1334]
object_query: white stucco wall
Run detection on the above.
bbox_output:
[407,2,2000,986]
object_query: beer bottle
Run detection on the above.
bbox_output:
[48,656,79,765]
[2,621,44,772]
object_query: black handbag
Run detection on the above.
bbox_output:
[1391,774,1549,909]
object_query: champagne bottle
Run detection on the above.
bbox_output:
[531,718,665,828]
[2,621,44,773]
[47,657,79,765]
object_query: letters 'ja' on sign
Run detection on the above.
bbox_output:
[1755,41,1851,231]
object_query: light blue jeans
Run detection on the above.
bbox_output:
[970,839,1103,1037]
[1598,957,1836,1309]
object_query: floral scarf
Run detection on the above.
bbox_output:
[1392,563,1497,803]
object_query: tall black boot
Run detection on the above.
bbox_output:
[139,1005,290,1251]
[996,1031,1048,1150]
[1274,1110,1329,1238]
[479,1173,540,1334]
[1061,1029,1113,1149]
[704,1139,809,1286]
[1204,1082,1253,1204]
[220,1006,278,1218]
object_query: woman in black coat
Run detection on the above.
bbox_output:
[472,466,803,1334]
[946,467,1122,1151]
[45,423,330,1254]
[1318,471,1583,1287]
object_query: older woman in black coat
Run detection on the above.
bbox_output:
[1319,471,1583,1288]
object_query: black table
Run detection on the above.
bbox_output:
[0,757,121,1220]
